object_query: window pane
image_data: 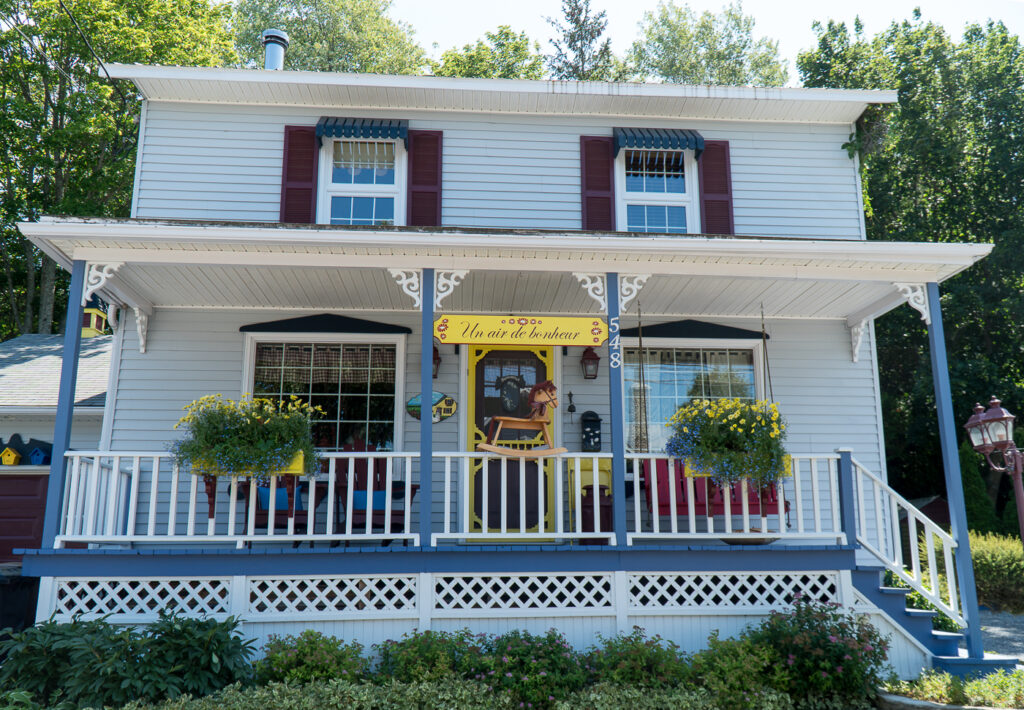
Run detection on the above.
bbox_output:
[667,206,686,233]
[626,204,646,231]
[331,196,394,226]
[332,140,396,185]
[646,205,666,228]
[374,198,394,223]
[331,197,352,221]
[624,149,685,194]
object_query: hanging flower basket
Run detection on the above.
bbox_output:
[664,398,788,489]
[170,394,321,481]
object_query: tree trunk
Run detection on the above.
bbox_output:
[37,255,56,334]
[21,242,35,334]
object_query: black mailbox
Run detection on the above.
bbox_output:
[581,410,602,452]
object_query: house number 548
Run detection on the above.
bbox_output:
[609,316,621,369]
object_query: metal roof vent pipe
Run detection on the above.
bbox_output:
[261,29,289,70]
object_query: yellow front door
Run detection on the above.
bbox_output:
[466,345,557,534]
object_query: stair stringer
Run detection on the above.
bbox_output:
[850,586,933,680]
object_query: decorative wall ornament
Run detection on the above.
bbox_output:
[434,270,469,310]
[573,273,607,312]
[133,307,149,354]
[106,304,121,333]
[406,391,457,422]
[894,283,931,325]
[850,320,867,363]
[619,274,651,313]
[82,263,123,306]
[388,269,422,309]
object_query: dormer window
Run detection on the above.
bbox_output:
[616,148,700,234]
[318,139,407,226]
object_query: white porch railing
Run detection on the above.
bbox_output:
[432,452,616,545]
[57,451,420,548]
[853,458,964,626]
[627,454,843,543]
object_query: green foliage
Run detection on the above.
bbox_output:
[0,0,235,338]
[544,0,616,81]
[558,683,792,710]
[585,628,688,689]
[970,530,1024,612]
[629,1,787,86]
[374,629,482,683]
[255,630,368,685]
[0,613,253,708]
[886,668,1024,708]
[959,440,1003,533]
[744,597,890,708]
[433,26,544,80]
[798,15,1024,500]
[170,394,321,478]
[665,398,788,487]
[883,570,961,633]
[232,0,425,73]
[688,633,789,710]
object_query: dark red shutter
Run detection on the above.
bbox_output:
[580,136,615,231]
[280,126,318,223]
[407,130,443,226]
[698,140,734,234]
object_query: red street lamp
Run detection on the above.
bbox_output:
[580,347,600,380]
[964,396,1024,551]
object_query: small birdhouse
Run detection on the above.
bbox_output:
[1,447,22,466]
[29,447,50,466]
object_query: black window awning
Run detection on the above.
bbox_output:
[613,127,704,159]
[240,313,411,335]
[316,117,409,148]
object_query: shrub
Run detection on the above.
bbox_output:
[586,628,689,689]
[687,632,789,710]
[556,682,793,710]
[466,629,589,707]
[744,597,889,708]
[375,629,482,682]
[0,613,253,708]
[970,530,1024,612]
[255,630,368,684]
[886,668,1024,708]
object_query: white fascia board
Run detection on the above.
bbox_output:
[0,406,105,416]
[20,218,992,275]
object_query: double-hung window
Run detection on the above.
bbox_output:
[623,341,761,453]
[318,139,407,226]
[615,149,700,234]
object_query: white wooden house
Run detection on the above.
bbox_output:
[16,43,1013,678]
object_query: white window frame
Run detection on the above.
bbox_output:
[316,138,408,227]
[620,337,764,453]
[614,148,701,234]
[241,332,407,452]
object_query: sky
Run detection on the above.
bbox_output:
[389,0,1024,82]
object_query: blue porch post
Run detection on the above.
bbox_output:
[419,269,435,547]
[926,281,983,658]
[41,260,87,549]
[836,448,857,544]
[606,272,627,546]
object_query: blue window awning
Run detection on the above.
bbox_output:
[613,127,704,158]
[316,117,409,148]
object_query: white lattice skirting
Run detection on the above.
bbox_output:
[41,571,845,624]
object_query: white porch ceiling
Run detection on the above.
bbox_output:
[19,218,991,323]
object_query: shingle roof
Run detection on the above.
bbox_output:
[0,335,111,409]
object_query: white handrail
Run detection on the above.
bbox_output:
[852,458,963,626]
[56,451,421,548]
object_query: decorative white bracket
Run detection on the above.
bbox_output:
[434,270,469,310]
[82,263,123,306]
[849,320,867,363]
[573,273,607,312]
[133,307,149,354]
[619,274,651,314]
[106,304,121,334]
[894,283,930,325]
[388,269,422,310]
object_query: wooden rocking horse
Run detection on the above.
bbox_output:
[477,380,568,458]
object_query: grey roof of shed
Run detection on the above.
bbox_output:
[0,335,111,409]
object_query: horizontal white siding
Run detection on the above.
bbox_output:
[135,102,863,239]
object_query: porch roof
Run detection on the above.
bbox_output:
[20,217,991,325]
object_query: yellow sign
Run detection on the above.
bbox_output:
[435,315,608,347]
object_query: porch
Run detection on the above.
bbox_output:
[17,217,991,666]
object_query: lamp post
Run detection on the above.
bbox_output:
[964,396,1024,552]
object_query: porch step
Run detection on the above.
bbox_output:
[929,631,964,658]
[932,649,1019,678]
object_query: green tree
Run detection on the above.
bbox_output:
[0,0,235,338]
[629,1,787,85]
[432,26,544,80]
[232,0,425,74]
[798,13,1024,502]
[545,0,615,81]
